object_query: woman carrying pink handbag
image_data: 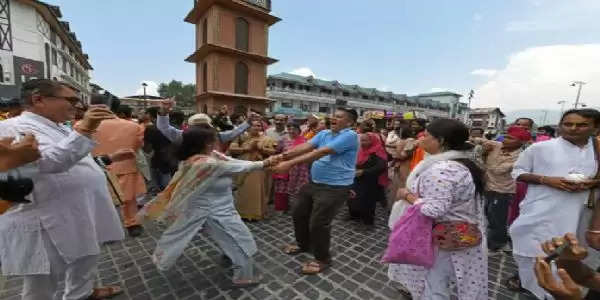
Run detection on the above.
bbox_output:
[385,119,488,300]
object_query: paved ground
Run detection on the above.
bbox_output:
[1,205,537,300]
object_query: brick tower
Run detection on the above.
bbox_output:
[184,0,280,114]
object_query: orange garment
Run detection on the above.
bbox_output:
[93,118,146,227]
[409,146,425,171]
[409,133,426,171]
[303,129,316,140]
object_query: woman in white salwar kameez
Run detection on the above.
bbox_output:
[138,127,279,288]
[388,118,488,300]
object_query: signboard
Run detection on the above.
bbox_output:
[14,56,44,90]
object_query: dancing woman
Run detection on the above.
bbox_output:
[140,127,279,287]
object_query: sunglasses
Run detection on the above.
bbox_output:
[48,95,82,106]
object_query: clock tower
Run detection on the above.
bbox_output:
[184,0,280,114]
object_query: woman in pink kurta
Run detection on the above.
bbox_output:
[273,123,309,212]
[389,119,487,300]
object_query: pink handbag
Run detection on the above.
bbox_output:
[381,203,434,268]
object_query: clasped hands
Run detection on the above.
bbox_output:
[542,177,600,192]
[263,154,292,173]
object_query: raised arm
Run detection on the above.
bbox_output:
[156,114,183,144]
[219,122,250,143]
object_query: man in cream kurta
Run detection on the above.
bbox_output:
[0,80,124,300]
[510,109,600,299]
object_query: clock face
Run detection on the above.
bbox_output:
[245,0,268,9]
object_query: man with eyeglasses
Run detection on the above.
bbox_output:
[0,79,126,300]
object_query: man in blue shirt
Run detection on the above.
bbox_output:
[271,108,359,275]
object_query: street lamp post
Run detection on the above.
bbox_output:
[557,100,567,116]
[571,81,586,108]
[142,82,148,110]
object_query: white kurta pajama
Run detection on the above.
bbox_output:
[510,137,597,299]
[0,112,125,300]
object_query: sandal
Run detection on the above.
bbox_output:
[283,244,303,255]
[224,275,263,289]
[87,286,123,299]
[301,261,329,275]
[505,275,526,292]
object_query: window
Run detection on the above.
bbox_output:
[321,89,331,95]
[0,64,3,83]
[202,18,208,45]
[235,17,249,51]
[202,62,208,92]
[70,64,74,77]
[61,55,67,72]
[319,106,329,113]
[362,95,369,100]
[281,102,293,108]
[234,61,248,94]
[52,48,57,66]
[50,31,57,45]
[301,104,310,112]
[342,92,350,97]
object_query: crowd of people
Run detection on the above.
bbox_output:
[2,78,600,299]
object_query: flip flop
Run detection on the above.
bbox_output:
[301,261,329,275]
[282,244,303,255]
[87,286,123,299]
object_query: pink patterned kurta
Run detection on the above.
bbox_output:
[388,160,488,300]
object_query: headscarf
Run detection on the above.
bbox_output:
[506,126,531,142]
[357,132,389,186]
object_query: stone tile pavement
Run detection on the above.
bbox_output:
[1,205,538,300]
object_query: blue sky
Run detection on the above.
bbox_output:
[46,0,600,113]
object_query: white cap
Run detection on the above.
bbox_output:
[188,113,213,127]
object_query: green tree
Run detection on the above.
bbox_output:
[157,80,196,110]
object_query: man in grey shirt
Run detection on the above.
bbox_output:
[265,114,288,143]
[156,99,258,145]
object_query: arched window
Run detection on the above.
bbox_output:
[235,61,248,94]
[235,17,249,52]
[202,18,208,45]
[202,62,208,92]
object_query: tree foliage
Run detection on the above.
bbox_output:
[157,80,196,109]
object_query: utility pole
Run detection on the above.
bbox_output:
[465,89,474,125]
[142,82,148,110]
[571,81,586,108]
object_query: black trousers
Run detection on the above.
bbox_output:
[292,182,349,263]
[485,191,514,251]
[347,184,381,225]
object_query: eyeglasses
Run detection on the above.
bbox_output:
[48,95,82,106]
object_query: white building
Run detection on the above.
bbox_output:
[267,73,458,119]
[468,107,506,134]
[0,0,93,102]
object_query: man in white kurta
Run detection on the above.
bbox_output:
[510,109,600,299]
[0,80,124,300]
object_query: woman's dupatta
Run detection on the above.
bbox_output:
[137,154,226,226]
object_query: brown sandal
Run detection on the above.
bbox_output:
[87,286,123,299]
[301,261,329,275]
[283,244,303,255]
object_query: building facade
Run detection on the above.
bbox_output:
[468,107,506,134]
[185,0,280,115]
[267,73,468,120]
[0,0,93,102]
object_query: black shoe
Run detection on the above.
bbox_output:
[127,225,144,238]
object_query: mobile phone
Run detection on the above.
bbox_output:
[544,243,569,263]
